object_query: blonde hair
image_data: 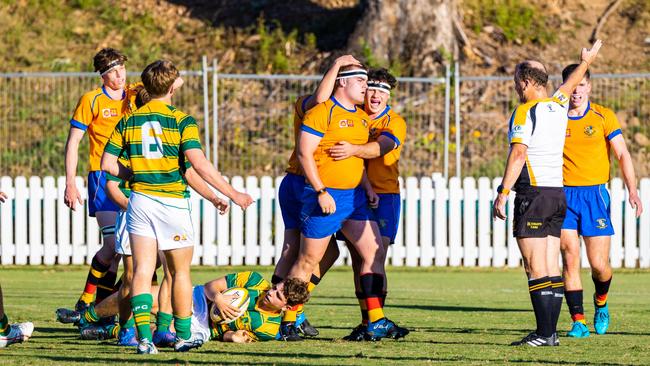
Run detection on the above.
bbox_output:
[141,60,180,98]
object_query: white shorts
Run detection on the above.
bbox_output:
[191,285,211,343]
[126,192,195,251]
[115,210,131,256]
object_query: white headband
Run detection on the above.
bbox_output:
[367,80,391,95]
[336,69,368,80]
[99,59,123,76]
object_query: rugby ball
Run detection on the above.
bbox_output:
[210,287,250,324]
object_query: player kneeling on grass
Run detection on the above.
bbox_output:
[0,191,34,348]
[101,60,252,354]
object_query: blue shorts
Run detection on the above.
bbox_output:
[300,186,372,239]
[87,171,120,217]
[372,193,401,244]
[562,184,614,236]
[278,173,305,230]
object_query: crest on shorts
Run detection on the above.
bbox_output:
[584,125,595,136]
[526,221,542,230]
[596,218,608,229]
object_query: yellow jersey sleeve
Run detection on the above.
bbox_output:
[508,106,533,146]
[70,92,96,131]
[295,95,313,120]
[301,103,328,137]
[601,107,622,140]
[381,115,407,148]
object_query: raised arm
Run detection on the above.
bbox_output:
[307,55,361,110]
[558,39,602,97]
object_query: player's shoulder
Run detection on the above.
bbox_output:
[387,107,405,124]
[589,102,615,119]
[305,99,332,118]
[79,87,104,103]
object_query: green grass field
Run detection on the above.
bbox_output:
[1,266,649,365]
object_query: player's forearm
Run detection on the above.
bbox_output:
[194,161,238,200]
[354,142,381,159]
[313,60,344,105]
[500,146,527,190]
[298,154,325,190]
[105,182,128,210]
[618,151,639,195]
[185,168,219,202]
[560,61,590,96]
[64,138,80,185]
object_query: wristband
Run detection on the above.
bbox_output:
[497,185,511,196]
[316,188,328,196]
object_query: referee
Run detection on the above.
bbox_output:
[493,40,602,347]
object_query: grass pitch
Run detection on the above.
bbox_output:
[1,265,649,365]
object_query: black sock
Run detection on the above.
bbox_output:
[549,276,564,333]
[271,274,283,285]
[565,290,585,322]
[96,270,117,305]
[593,276,612,307]
[528,276,553,337]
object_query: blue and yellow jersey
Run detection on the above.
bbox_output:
[104,100,202,199]
[563,102,622,186]
[212,271,282,342]
[366,106,407,194]
[70,83,139,171]
[301,97,370,189]
[285,95,313,176]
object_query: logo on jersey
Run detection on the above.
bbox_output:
[566,129,571,137]
[173,234,187,241]
[584,125,595,136]
[362,119,368,128]
[547,104,556,113]
[338,119,354,128]
[596,218,608,229]
[102,108,118,118]
[369,127,378,139]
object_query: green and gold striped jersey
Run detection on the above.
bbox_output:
[213,271,282,341]
[104,100,202,198]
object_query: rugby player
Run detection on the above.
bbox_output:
[101,60,253,354]
[329,68,408,341]
[0,191,34,348]
[274,55,362,341]
[493,40,602,347]
[287,63,403,341]
[64,48,137,312]
[559,64,643,338]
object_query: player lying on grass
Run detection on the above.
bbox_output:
[60,271,309,343]
[0,191,34,348]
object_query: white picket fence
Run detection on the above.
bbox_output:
[1,175,649,268]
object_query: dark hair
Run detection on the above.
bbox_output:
[141,60,180,99]
[283,278,310,306]
[368,68,397,89]
[133,84,150,108]
[562,63,591,83]
[93,48,127,73]
[514,61,548,87]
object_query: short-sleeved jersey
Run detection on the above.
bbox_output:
[301,97,370,189]
[366,106,407,194]
[70,83,139,171]
[104,100,202,199]
[285,95,313,176]
[563,102,622,186]
[212,271,282,342]
[508,90,569,190]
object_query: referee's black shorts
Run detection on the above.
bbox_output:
[513,187,566,238]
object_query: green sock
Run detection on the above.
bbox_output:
[156,312,173,333]
[131,293,153,341]
[0,314,9,336]
[83,304,100,323]
[119,316,135,329]
[174,315,192,340]
[107,324,120,338]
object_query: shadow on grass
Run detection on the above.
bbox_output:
[312,302,529,313]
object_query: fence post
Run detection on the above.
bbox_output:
[202,55,211,161]
[443,64,451,180]
[212,58,219,170]
[454,62,461,179]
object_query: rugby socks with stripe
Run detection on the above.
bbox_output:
[83,304,100,323]
[549,276,564,333]
[119,316,135,330]
[355,291,369,325]
[174,315,192,340]
[282,274,320,323]
[565,290,586,324]
[131,293,153,341]
[95,270,117,305]
[79,256,111,305]
[593,276,612,307]
[0,314,9,336]
[156,312,173,333]
[361,273,385,323]
[528,276,554,337]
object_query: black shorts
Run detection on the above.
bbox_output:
[513,187,566,238]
